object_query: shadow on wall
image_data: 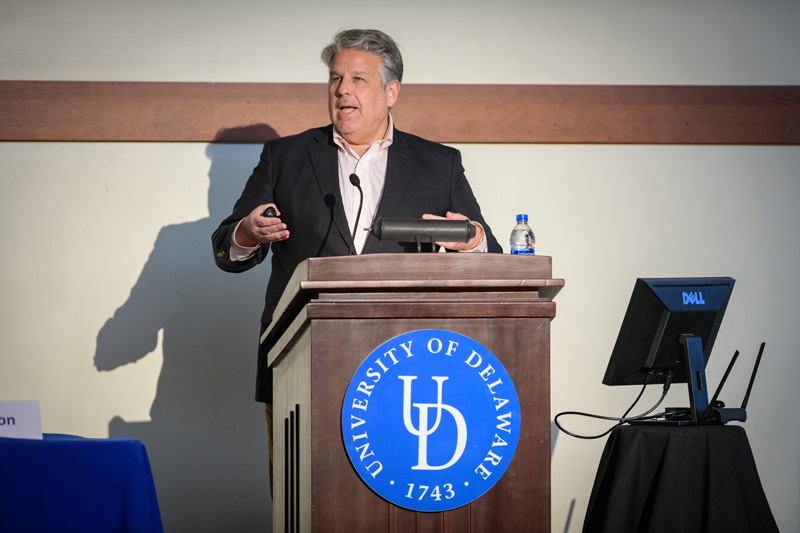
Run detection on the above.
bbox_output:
[94,125,279,532]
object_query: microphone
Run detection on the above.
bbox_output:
[348,173,363,255]
[369,218,476,252]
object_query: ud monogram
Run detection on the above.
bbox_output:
[400,376,468,471]
[342,330,521,512]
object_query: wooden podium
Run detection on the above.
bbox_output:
[262,253,563,532]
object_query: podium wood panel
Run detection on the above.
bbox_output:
[267,255,562,532]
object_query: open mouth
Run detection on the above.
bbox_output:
[337,102,358,115]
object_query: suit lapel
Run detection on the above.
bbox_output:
[362,130,417,253]
[308,128,352,250]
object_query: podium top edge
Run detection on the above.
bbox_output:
[298,278,565,290]
[302,253,555,282]
[262,254,562,349]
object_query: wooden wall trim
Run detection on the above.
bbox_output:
[1,81,799,144]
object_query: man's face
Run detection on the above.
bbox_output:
[328,48,400,149]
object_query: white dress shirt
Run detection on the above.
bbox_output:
[333,118,393,254]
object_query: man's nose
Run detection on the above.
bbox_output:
[335,78,353,96]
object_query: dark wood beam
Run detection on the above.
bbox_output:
[1,81,798,144]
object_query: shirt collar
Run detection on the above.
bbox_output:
[333,115,394,157]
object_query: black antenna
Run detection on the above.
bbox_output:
[704,349,740,419]
[741,342,766,410]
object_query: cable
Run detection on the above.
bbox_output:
[554,370,675,440]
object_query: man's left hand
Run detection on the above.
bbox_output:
[421,211,484,251]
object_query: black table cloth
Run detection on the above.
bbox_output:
[583,424,778,532]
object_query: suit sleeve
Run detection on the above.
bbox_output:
[211,142,275,273]
[448,149,503,253]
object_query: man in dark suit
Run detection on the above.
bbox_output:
[212,29,501,410]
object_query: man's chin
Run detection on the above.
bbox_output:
[333,121,360,136]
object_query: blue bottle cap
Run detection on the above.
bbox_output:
[516,214,528,222]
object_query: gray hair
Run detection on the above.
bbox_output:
[321,29,403,87]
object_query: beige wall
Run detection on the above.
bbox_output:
[2,1,799,531]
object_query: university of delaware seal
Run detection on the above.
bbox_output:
[341,329,521,512]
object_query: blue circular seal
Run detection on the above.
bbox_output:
[341,329,521,512]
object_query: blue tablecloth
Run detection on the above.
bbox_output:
[0,433,163,532]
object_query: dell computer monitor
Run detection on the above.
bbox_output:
[603,277,735,386]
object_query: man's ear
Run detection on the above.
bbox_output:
[385,80,400,108]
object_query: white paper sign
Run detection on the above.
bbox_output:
[0,400,43,440]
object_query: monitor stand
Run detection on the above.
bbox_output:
[678,334,711,423]
[633,335,756,426]
[633,334,712,425]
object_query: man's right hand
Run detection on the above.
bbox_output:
[234,204,290,247]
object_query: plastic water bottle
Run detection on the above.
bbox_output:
[509,214,535,255]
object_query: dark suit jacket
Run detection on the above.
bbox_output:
[212,125,501,401]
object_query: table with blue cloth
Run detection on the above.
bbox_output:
[0,433,163,532]
[583,424,778,533]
